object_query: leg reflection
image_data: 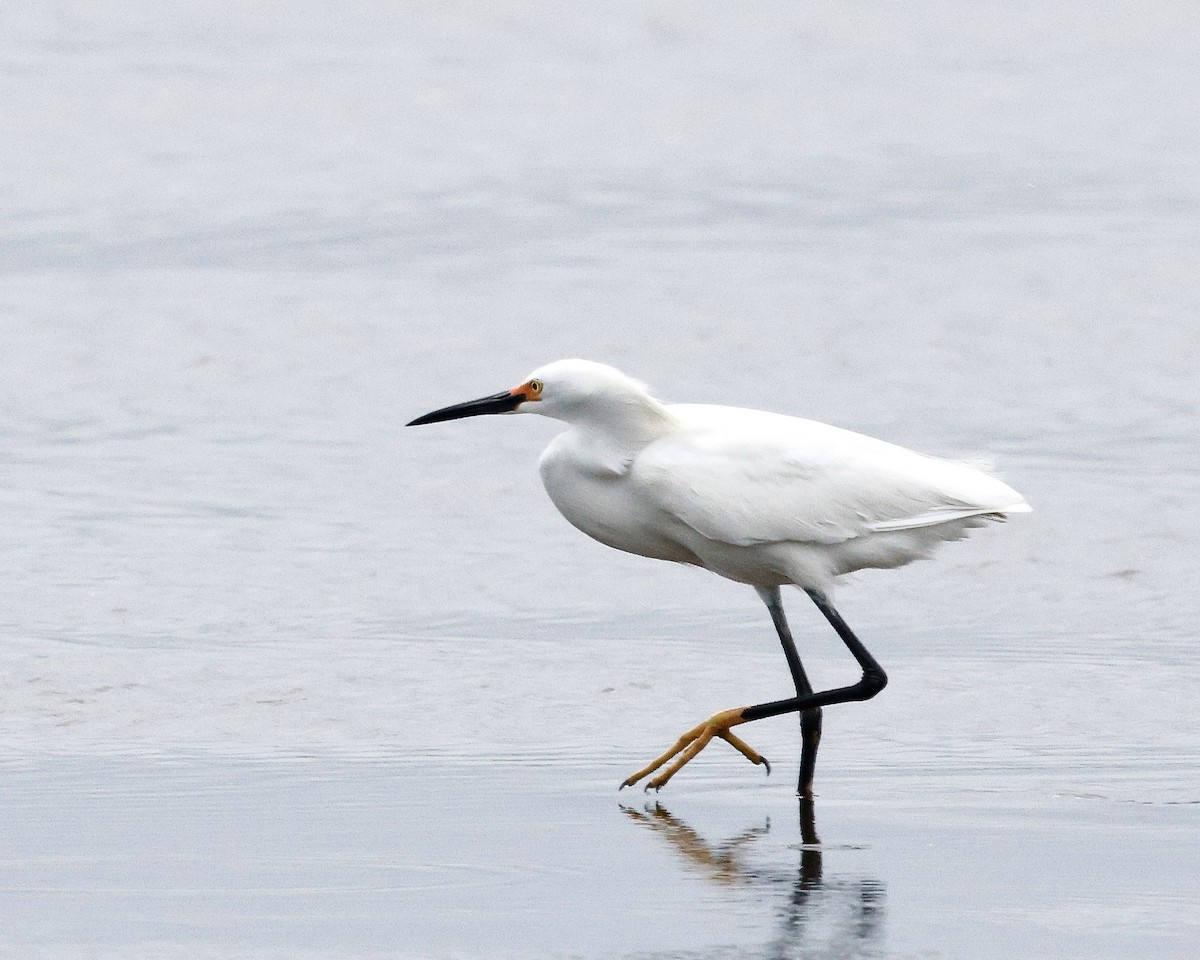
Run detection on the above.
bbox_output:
[798,795,822,886]
[620,801,769,885]
[621,796,885,959]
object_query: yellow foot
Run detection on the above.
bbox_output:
[619,706,771,792]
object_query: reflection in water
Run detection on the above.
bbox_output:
[622,799,885,959]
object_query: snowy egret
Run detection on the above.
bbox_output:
[407,360,1030,794]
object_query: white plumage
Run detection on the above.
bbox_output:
[408,357,1030,793]
[530,360,1028,593]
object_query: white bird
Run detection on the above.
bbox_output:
[408,359,1030,794]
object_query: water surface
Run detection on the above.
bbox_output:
[1,2,1199,957]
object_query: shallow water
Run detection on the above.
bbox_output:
[2,2,1200,957]
[2,757,1198,959]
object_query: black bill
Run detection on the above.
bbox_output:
[406,391,524,426]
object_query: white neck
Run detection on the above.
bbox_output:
[547,390,679,473]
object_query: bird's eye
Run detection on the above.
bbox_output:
[529,379,543,395]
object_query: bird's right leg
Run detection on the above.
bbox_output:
[620,707,771,791]
[621,589,886,792]
[756,586,823,799]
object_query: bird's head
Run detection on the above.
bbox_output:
[406,359,653,426]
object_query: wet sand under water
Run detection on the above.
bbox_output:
[1,752,1197,960]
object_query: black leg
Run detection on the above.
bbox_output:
[798,795,822,885]
[741,589,887,724]
[620,589,887,792]
[758,587,823,798]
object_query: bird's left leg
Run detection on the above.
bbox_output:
[621,589,886,792]
[757,586,823,798]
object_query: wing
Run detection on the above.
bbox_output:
[632,405,1029,548]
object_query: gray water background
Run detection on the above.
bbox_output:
[1,3,1198,957]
